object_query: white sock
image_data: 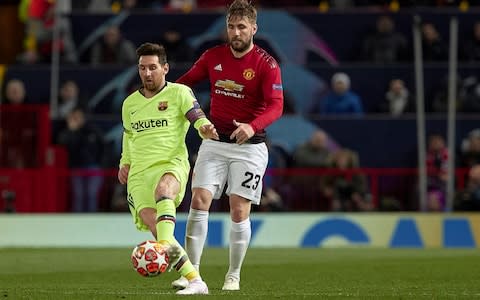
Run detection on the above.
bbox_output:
[226,218,251,281]
[185,208,209,271]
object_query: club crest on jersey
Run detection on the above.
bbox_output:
[158,101,168,111]
[243,68,255,80]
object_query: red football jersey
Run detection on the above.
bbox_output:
[177,44,284,136]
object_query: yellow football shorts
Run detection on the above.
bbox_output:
[127,161,189,231]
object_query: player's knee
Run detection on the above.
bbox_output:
[230,208,249,223]
[190,197,210,211]
[191,188,213,210]
[229,198,251,222]
[154,188,177,202]
[155,175,180,200]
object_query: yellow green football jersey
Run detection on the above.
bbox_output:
[120,82,206,176]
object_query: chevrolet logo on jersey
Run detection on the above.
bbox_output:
[215,80,244,92]
[214,80,245,99]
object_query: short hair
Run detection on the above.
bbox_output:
[136,42,167,65]
[227,0,256,24]
[331,72,351,89]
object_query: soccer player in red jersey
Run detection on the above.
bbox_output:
[173,0,284,292]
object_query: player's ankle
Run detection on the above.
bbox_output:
[157,240,169,246]
[185,270,200,281]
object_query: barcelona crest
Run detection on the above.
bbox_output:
[158,101,168,111]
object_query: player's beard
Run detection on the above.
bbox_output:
[230,37,252,54]
[143,79,158,92]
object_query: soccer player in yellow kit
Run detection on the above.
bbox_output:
[118,42,218,295]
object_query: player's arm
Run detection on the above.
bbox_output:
[176,50,209,87]
[249,66,284,132]
[230,67,284,144]
[118,133,130,185]
[187,101,219,140]
[118,104,132,184]
[230,119,255,145]
[181,86,218,140]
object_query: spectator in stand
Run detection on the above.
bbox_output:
[311,72,364,116]
[18,0,77,64]
[421,22,448,62]
[321,148,371,212]
[460,75,480,113]
[459,129,480,168]
[425,133,448,211]
[293,129,332,168]
[290,129,335,211]
[454,164,480,211]
[0,78,36,168]
[1,79,28,105]
[379,78,413,116]
[57,107,106,212]
[461,21,480,62]
[58,80,84,119]
[90,25,137,66]
[360,15,409,63]
[53,79,88,139]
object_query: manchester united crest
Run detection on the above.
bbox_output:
[158,101,168,111]
[243,68,255,80]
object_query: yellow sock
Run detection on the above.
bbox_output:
[155,199,200,279]
[185,270,199,281]
[155,198,176,242]
[169,240,200,279]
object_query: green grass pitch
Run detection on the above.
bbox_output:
[1,247,479,299]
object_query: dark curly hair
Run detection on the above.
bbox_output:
[136,42,167,65]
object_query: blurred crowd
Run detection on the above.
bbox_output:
[1,0,480,213]
[57,0,480,12]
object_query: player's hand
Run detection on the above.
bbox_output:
[230,119,254,144]
[199,124,219,140]
[118,164,130,185]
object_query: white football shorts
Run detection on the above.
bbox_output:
[191,139,268,205]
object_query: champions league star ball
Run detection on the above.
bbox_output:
[131,240,169,277]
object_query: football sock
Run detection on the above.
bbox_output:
[155,198,176,243]
[227,218,251,281]
[170,240,200,281]
[185,208,209,271]
[155,199,200,280]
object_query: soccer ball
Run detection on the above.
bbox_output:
[131,240,169,277]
